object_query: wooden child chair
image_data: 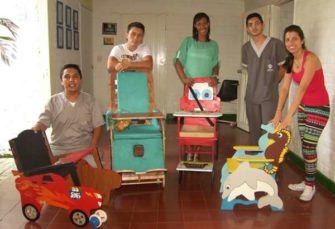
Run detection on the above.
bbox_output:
[106,71,166,186]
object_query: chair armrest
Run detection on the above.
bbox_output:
[111,112,164,120]
[236,157,274,162]
[24,162,80,186]
[57,148,93,164]
[233,146,261,151]
[105,110,113,130]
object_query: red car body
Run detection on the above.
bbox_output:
[14,172,104,226]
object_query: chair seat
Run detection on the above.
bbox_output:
[114,124,162,139]
[179,125,215,138]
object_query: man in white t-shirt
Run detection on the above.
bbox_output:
[107,22,153,72]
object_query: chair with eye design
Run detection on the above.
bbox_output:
[173,77,222,183]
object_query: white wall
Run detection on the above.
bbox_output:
[245,0,292,12]
[278,1,294,39]
[291,0,335,181]
[49,0,82,94]
[92,0,244,113]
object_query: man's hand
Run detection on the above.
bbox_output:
[32,122,47,133]
[115,63,125,71]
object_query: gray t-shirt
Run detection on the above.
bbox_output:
[38,92,105,155]
[242,37,287,104]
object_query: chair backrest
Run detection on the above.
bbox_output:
[180,78,221,126]
[180,78,220,112]
[9,129,53,172]
[110,71,155,113]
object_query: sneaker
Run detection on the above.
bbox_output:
[299,185,316,202]
[288,181,305,192]
[187,153,193,161]
[193,154,199,162]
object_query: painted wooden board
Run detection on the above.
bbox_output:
[173,111,222,118]
[176,161,213,172]
[111,112,164,120]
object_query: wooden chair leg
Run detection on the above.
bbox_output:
[92,148,103,169]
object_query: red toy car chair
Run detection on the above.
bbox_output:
[9,129,89,185]
[176,78,221,180]
[9,129,121,206]
[9,129,118,227]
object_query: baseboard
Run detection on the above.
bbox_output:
[287,151,335,194]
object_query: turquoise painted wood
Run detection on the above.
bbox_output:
[111,72,165,172]
[117,72,149,113]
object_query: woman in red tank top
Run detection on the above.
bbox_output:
[272,25,330,202]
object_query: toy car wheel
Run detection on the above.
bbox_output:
[22,204,40,222]
[95,209,108,223]
[70,210,89,227]
[89,214,102,228]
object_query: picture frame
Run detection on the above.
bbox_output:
[65,5,71,28]
[66,28,72,49]
[56,25,64,49]
[74,31,79,50]
[102,23,117,35]
[103,37,114,45]
[56,1,63,25]
[73,10,78,30]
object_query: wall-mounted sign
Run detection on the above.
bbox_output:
[103,37,114,45]
[102,23,117,35]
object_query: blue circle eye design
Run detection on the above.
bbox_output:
[201,89,213,100]
[190,89,200,100]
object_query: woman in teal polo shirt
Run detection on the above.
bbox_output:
[175,12,219,86]
[174,12,220,161]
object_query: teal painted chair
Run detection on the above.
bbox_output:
[106,71,166,186]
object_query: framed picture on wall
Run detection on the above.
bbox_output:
[65,5,71,28]
[56,1,63,25]
[74,31,79,50]
[102,23,117,35]
[57,25,64,48]
[73,10,78,30]
[66,28,72,49]
[103,37,114,45]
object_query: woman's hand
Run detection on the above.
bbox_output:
[277,115,293,129]
[183,77,194,86]
[271,111,282,128]
[209,76,219,87]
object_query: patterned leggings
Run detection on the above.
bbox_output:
[298,105,330,186]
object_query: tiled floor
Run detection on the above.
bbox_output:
[0,158,16,183]
[1,123,335,229]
